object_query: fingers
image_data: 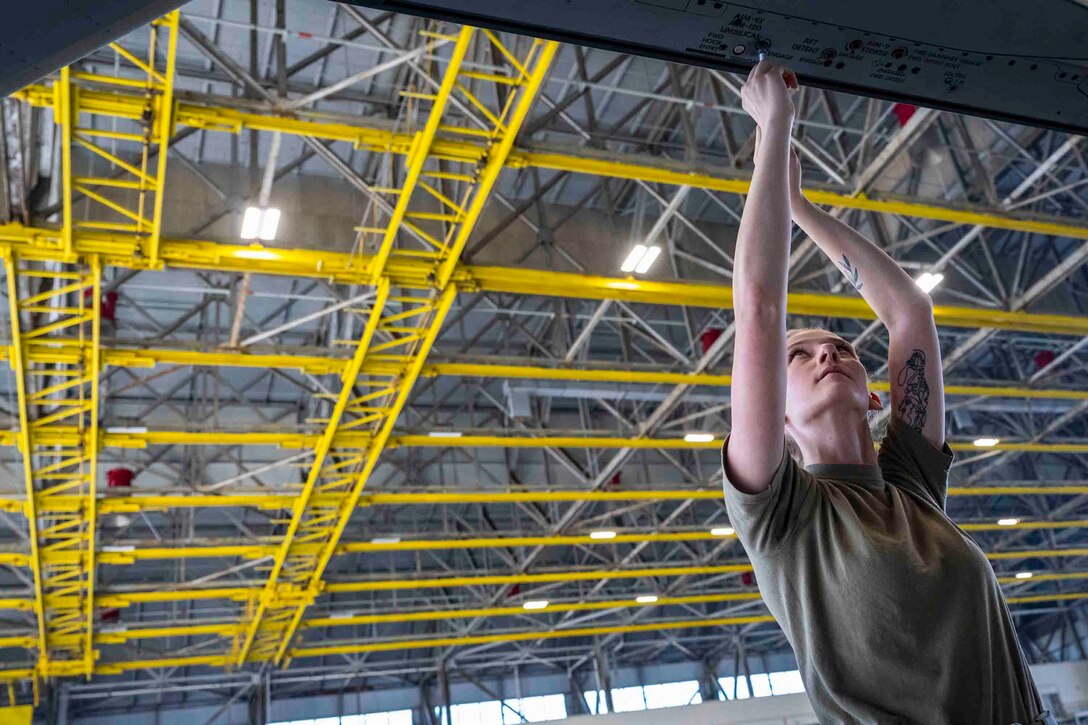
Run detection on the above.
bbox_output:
[747,59,775,81]
[782,68,799,91]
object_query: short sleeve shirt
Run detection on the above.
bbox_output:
[722,421,1042,724]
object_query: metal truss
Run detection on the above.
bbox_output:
[0,1,1087,718]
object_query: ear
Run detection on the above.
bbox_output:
[868,391,884,412]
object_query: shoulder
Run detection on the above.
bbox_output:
[877,420,954,509]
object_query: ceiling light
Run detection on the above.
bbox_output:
[997,518,1019,527]
[109,514,132,529]
[370,536,402,544]
[331,611,358,620]
[428,431,463,438]
[973,438,1001,447]
[522,600,549,610]
[619,244,662,274]
[710,527,735,536]
[915,272,944,294]
[636,595,659,604]
[634,245,662,273]
[684,433,715,443]
[258,208,281,241]
[241,206,281,241]
[240,207,262,240]
[589,530,617,540]
[1014,572,1033,580]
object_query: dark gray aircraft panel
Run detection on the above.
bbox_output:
[2,1,184,98]
[343,0,1088,134]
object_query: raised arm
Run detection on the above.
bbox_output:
[788,150,945,448]
[725,62,798,494]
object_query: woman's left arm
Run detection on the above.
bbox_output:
[788,149,945,448]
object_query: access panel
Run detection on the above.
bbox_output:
[343,0,1088,134]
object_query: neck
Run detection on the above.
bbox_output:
[792,409,876,466]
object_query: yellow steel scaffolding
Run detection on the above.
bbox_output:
[232,27,560,667]
[0,11,179,680]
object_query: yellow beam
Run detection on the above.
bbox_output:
[303,591,765,628]
[6,589,1087,668]
[2,225,1088,337]
[288,614,779,659]
[5,482,1085,516]
[14,83,1088,245]
[9,344,1088,405]
[73,565,1088,610]
[81,532,1088,565]
[0,577,1075,649]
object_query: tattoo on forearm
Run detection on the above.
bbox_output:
[896,349,929,431]
[838,254,863,291]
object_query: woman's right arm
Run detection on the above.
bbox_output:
[725,62,798,495]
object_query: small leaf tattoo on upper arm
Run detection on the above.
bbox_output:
[838,254,863,291]
[896,349,929,431]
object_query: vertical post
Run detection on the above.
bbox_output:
[56,684,69,725]
[738,637,753,696]
[564,670,588,715]
[593,641,614,714]
[438,661,452,725]
[699,659,722,702]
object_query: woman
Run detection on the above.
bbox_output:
[722,61,1050,724]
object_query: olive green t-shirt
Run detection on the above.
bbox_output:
[721,421,1042,724]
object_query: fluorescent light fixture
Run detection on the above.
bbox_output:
[331,611,358,620]
[370,536,401,544]
[102,545,135,553]
[915,272,944,294]
[105,426,148,434]
[522,600,549,610]
[589,530,617,540]
[428,431,463,438]
[684,433,715,443]
[636,595,659,604]
[619,244,662,274]
[240,207,262,239]
[997,518,1019,527]
[620,244,648,273]
[710,527,735,536]
[1014,572,1034,580]
[973,438,1001,447]
[258,207,281,240]
[634,245,662,273]
[240,206,281,241]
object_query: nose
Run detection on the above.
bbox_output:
[817,343,840,364]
